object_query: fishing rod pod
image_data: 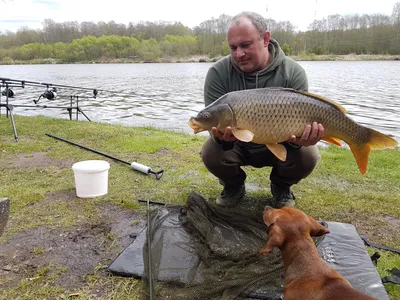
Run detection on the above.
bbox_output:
[1,77,131,142]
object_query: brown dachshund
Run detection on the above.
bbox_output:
[259,206,377,300]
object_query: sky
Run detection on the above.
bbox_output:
[0,0,398,33]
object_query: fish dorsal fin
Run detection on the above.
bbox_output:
[275,88,347,114]
[266,143,287,161]
[232,128,254,142]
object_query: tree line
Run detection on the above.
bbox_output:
[0,2,399,63]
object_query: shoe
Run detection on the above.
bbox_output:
[271,183,295,208]
[216,184,245,208]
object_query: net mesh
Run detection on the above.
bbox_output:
[140,192,325,300]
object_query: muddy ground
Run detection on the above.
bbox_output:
[0,152,147,294]
[1,152,399,298]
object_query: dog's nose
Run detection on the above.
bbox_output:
[264,205,273,211]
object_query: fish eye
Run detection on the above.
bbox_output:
[202,112,210,118]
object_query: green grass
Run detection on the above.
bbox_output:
[0,115,399,299]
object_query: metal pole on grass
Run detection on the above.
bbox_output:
[45,134,164,180]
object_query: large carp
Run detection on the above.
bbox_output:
[188,87,398,174]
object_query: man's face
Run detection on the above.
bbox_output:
[227,18,270,73]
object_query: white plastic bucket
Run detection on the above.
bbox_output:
[72,160,110,198]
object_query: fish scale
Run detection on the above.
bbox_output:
[228,89,360,145]
[188,87,398,174]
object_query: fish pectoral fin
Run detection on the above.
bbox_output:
[266,143,287,161]
[232,128,254,142]
[321,136,342,146]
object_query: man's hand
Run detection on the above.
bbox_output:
[288,122,324,146]
[211,126,238,142]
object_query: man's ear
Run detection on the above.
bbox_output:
[263,31,271,47]
[308,216,330,237]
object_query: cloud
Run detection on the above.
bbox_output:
[0,19,40,23]
[0,0,398,33]
[32,0,61,8]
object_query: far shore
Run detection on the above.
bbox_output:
[1,54,400,65]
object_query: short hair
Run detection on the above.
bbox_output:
[230,11,268,38]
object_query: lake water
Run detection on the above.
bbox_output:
[1,61,399,143]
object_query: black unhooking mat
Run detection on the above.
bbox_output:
[108,192,389,300]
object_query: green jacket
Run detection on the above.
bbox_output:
[203,38,308,150]
[204,38,308,107]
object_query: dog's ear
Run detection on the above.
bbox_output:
[263,207,276,226]
[261,225,285,253]
[308,216,330,237]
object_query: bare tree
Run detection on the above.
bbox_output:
[392,2,400,24]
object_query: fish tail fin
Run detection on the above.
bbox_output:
[349,143,371,175]
[366,128,398,150]
[349,129,398,174]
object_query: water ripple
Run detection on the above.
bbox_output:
[1,61,399,143]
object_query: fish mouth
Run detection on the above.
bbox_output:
[188,117,206,134]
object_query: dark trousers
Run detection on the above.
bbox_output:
[200,138,320,188]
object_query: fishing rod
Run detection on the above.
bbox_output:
[1,81,91,93]
[2,77,107,94]
[0,77,137,97]
[0,78,138,142]
[45,133,164,180]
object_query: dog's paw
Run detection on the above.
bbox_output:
[258,247,270,255]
